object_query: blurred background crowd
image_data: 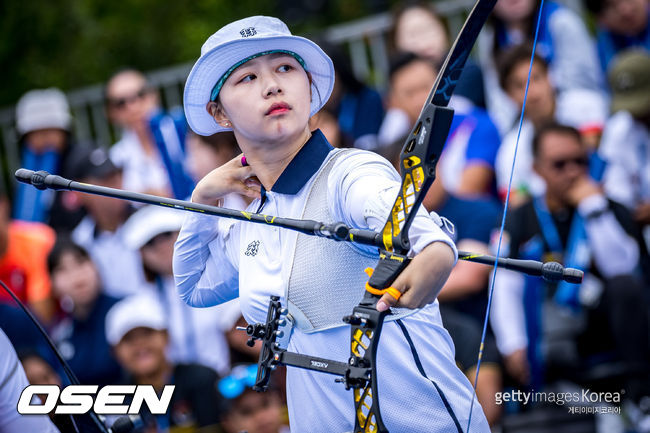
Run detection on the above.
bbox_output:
[1,0,649,432]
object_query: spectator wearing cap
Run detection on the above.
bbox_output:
[105,293,224,432]
[123,205,241,376]
[70,146,145,299]
[218,364,290,433]
[0,187,56,322]
[47,237,124,386]
[14,88,85,232]
[494,45,608,204]
[584,0,650,74]
[599,49,650,270]
[104,69,194,200]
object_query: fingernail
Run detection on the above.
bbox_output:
[376,301,389,312]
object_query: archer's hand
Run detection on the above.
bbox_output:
[376,241,455,312]
[191,154,261,206]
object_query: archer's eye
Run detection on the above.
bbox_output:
[239,74,256,83]
[277,64,293,73]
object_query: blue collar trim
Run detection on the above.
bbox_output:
[271,129,333,194]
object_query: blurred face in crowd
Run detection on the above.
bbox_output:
[390,59,437,124]
[533,131,589,204]
[140,231,178,277]
[51,250,101,312]
[0,197,10,257]
[77,171,127,230]
[21,355,61,386]
[394,6,449,62]
[106,71,158,130]
[186,133,238,181]
[504,59,554,127]
[114,327,168,378]
[598,0,648,35]
[24,128,67,154]
[223,391,284,433]
[495,0,536,23]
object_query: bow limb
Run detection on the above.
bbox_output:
[350,1,498,431]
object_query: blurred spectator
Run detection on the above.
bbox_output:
[0,303,42,353]
[18,350,62,387]
[495,45,608,202]
[123,205,241,376]
[599,49,650,259]
[0,189,56,322]
[380,53,502,209]
[390,1,449,64]
[105,68,194,199]
[13,88,85,232]
[584,0,650,74]
[490,123,649,416]
[185,131,250,210]
[317,40,384,150]
[0,328,60,433]
[218,364,289,433]
[69,146,145,299]
[47,237,123,386]
[478,0,604,134]
[105,293,223,432]
[309,107,353,148]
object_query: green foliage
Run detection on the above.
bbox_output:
[1,0,394,107]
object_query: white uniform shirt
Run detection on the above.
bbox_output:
[173,131,489,432]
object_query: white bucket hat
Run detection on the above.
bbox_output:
[16,88,72,136]
[183,15,335,136]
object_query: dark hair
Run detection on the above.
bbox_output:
[497,44,548,89]
[532,122,583,157]
[583,0,606,15]
[389,52,436,83]
[315,39,364,94]
[103,67,149,103]
[47,236,92,274]
[489,0,543,57]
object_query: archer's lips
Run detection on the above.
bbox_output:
[265,102,291,115]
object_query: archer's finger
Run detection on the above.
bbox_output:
[376,287,403,312]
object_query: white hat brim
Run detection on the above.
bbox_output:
[184,35,334,136]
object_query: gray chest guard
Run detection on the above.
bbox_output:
[285,149,417,333]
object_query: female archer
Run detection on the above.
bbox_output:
[173,15,489,432]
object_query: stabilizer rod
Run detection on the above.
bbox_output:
[15,169,583,284]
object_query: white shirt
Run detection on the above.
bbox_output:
[110,129,171,195]
[173,132,489,432]
[72,216,146,299]
[147,276,240,376]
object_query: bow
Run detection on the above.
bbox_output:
[14,2,564,429]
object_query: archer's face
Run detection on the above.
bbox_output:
[216,53,312,147]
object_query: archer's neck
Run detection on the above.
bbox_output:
[237,127,312,190]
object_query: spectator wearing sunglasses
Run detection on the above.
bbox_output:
[105,293,224,432]
[123,205,241,376]
[104,68,194,200]
[218,364,289,433]
[489,122,650,420]
[494,45,608,205]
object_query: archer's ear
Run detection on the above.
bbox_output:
[206,101,231,128]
